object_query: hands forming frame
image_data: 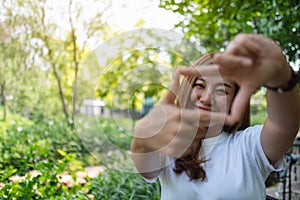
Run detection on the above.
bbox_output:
[131,33,300,176]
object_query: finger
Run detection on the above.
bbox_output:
[160,70,180,104]
[214,53,253,68]
[178,64,221,77]
[208,112,227,127]
[248,34,272,49]
[180,109,227,128]
[225,86,252,126]
[177,122,199,138]
[226,40,249,56]
[227,34,261,56]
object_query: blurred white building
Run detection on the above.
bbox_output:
[79,99,107,117]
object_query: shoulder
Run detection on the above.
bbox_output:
[236,125,264,136]
[230,125,264,142]
[222,125,264,153]
[232,125,281,172]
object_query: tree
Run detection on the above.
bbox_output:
[0,21,11,121]
[159,0,300,63]
[84,29,202,132]
[0,4,42,121]
[67,0,111,121]
[0,0,111,121]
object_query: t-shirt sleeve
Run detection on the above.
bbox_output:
[241,125,283,179]
[144,176,158,183]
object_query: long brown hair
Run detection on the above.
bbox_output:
[173,53,250,181]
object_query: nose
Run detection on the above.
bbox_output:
[200,90,213,105]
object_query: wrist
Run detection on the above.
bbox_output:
[265,62,290,87]
[265,66,299,93]
[131,137,148,153]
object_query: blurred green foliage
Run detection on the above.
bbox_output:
[160,0,300,63]
[0,112,160,199]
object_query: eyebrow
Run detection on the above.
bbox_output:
[219,83,233,89]
[196,78,233,89]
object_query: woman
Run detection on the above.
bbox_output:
[131,33,300,199]
[173,52,251,182]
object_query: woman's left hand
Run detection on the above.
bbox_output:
[179,33,291,126]
[213,33,291,125]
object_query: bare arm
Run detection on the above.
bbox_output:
[130,73,181,179]
[261,67,300,165]
[131,126,164,179]
[131,71,205,179]
[213,33,300,165]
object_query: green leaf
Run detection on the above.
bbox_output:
[57,149,67,157]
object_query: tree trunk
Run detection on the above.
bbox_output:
[72,66,78,121]
[70,28,79,122]
[39,5,69,120]
[52,65,69,119]
[131,99,136,132]
[0,81,6,121]
[69,0,79,124]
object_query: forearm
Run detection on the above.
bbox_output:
[266,65,300,131]
[131,136,164,179]
[267,86,300,130]
[262,68,300,162]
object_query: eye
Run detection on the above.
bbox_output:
[193,83,205,89]
[215,88,228,95]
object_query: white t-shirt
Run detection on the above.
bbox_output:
[148,125,282,200]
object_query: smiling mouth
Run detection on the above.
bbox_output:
[194,105,212,112]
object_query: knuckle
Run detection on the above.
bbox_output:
[236,33,247,40]
[235,33,248,44]
[169,109,181,121]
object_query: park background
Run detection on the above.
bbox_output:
[0,0,299,199]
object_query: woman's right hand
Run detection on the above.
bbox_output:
[133,104,206,157]
[131,71,219,158]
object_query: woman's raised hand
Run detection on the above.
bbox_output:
[132,71,217,158]
[179,33,291,127]
[213,33,291,126]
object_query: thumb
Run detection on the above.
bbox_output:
[225,86,252,128]
[160,70,180,105]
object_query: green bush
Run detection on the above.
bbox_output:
[0,118,87,173]
[0,153,91,199]
[250,109,267,125]
[87,169,160,200]
[0,115,160,199]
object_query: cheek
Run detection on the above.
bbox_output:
[190,90,197,102]
[216,96,234,113]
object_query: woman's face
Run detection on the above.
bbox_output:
[190,76,236,114]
